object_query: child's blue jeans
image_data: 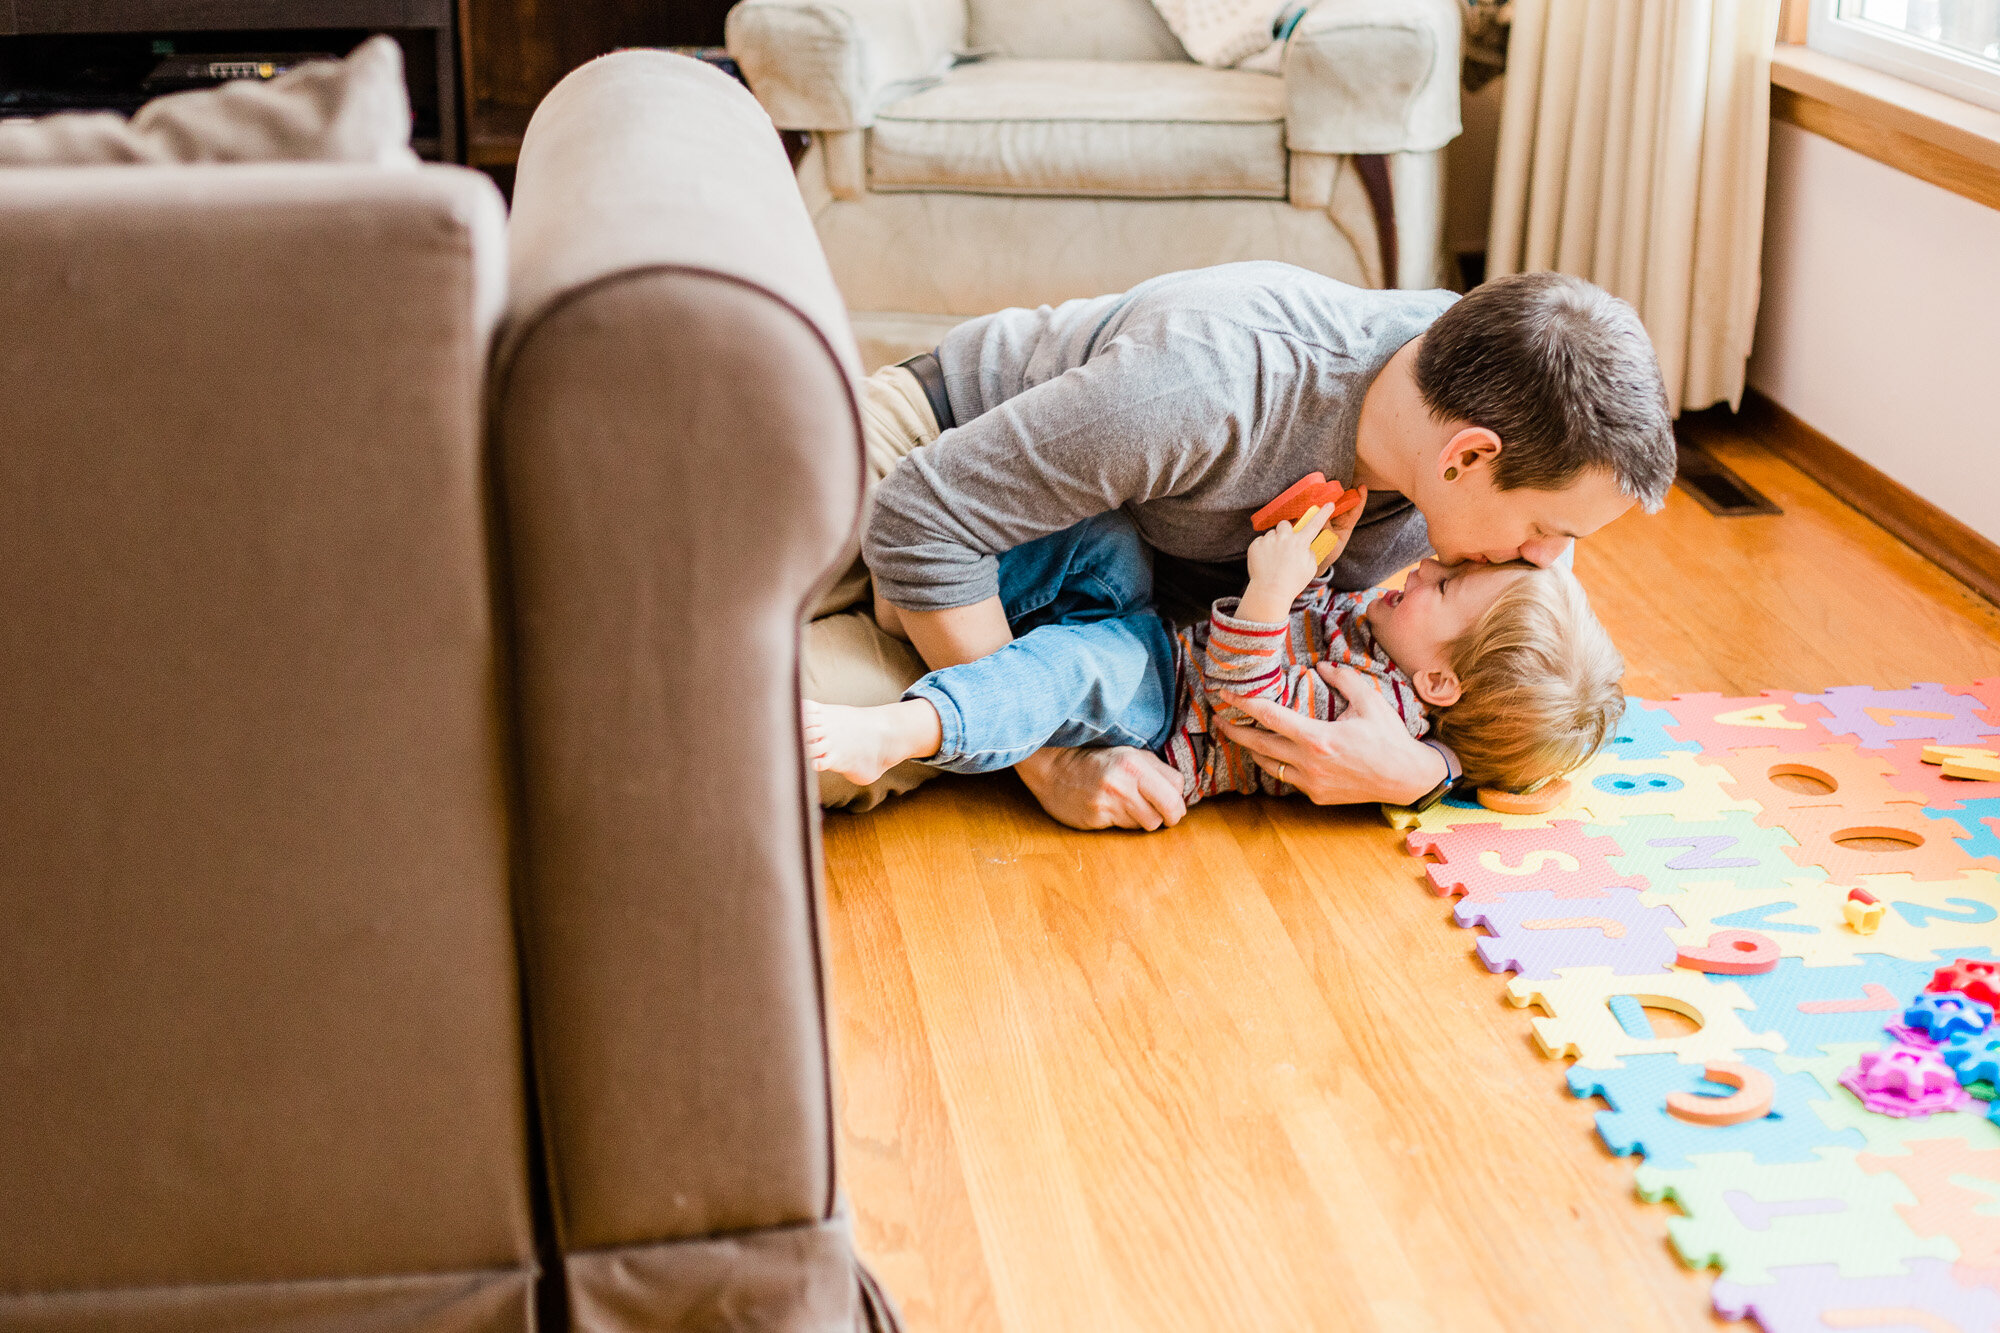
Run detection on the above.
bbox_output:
[903,512,1180,773]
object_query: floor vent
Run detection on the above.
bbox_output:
[1674,442,1782,517]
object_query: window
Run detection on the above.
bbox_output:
[1809,0,2000,113]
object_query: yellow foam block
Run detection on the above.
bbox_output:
[1942,754,2000,781]
[1922,744,1997,765]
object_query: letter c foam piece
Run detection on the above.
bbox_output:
[1665,1062,1777,1127]
[1675,929,1781,975]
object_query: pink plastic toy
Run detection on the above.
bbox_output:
[1838,1045,1977,1118]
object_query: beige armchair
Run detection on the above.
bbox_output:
[728,0,1462,367]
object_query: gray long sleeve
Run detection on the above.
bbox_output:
[862,262,1456,612]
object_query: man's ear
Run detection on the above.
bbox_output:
[1438,426,1502,482]
[1411,665,1463,708]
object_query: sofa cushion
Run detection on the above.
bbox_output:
[869,60,1287,199]
[0,35,417,167]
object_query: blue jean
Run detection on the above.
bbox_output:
[903,513,1179,773]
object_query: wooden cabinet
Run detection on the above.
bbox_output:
[463,0,736,165]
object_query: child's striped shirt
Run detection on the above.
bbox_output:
[1161,581,1428,800]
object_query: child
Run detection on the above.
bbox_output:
[805,505,1626,802]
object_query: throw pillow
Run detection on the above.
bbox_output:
[0,35,419,167]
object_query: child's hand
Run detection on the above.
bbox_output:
[1239,504,1332,622]
[1247,504,1328,592]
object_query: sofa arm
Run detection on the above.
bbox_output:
[1283,0,1462,155]
[726,0,963,130]
[497,50,873,1313]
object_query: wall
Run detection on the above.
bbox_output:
[1444,77,1507,261]
[1749,118,2000,544]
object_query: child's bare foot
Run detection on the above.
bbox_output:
[802,698,943,785]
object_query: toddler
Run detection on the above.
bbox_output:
[807,506,1627,802]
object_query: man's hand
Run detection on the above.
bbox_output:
[1215,663,1446,806]
[1016,746,1188,831]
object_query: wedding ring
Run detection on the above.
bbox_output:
[1277,762,1289,785]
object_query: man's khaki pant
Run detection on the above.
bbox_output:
[807,364,945,810]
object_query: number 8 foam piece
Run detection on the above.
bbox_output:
[1566,750,1764,825]
[1406,821,1645,902]
[1453,886,1684,978]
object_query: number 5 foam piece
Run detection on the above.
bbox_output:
[1803,683,2000,750]
[1506,966,1783,1068]
[1703,744,1928,818]
[1456,886,1683,978]
[1602,811,1823,898]
[1604,698,1704,762]
[1711,1258,2000,1333]
[1567,1051,1864,1169]
[1662,691,1843,752]
[1634,1148,1956,1284]
[1928,798,2000,870]
[1735,955,1976,1054]
[1567,751,1764,826]
[1859,1138,2000,1271]
[1406,821,1642,902]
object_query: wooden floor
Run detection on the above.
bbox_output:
[820,412,2000,1333]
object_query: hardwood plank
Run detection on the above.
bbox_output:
[821,426,2000,1332]
[1736,391,2000,610]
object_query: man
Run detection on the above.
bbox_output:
[840,263,1675,829]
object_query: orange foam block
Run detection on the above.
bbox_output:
[1253,475,1365,531]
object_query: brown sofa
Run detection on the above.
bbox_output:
[0,52,891,1333]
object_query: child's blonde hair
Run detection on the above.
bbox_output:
[1431,564,1626,793]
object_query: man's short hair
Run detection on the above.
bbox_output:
[1414,272,1676,511]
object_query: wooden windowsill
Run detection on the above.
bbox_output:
[1771,44,2000,210]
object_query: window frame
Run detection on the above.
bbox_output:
[1808,0,2000,114]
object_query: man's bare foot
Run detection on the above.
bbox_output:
[802,698,942,785]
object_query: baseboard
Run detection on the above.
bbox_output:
[1740,388,2000,608]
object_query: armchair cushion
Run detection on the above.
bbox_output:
[1283,0,1461,155]
[870,60,1286,198]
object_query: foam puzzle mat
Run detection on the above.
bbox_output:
[1400,681,2000,1329]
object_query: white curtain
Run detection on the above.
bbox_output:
[1488,0,1782,415]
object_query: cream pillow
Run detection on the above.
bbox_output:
[0,35,419,167]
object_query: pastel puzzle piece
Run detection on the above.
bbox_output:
[1736,955,1966,1054]
[1663,690,1842,752]
[1704,744,1928,818]
[1779,805,1980,886]
[1406,821,1642,902]
[1860,1138,2000,1273]
[1883,737,2000,811]
[1603,810,1823,898]
[1927,798,2000,870]
[1715,873,2000,968]
[1566,1051,1864,1169]
[1711,1258,2000,1333]
[1506,965,1784,1069]
[1605,698,1704,762]
[1567,750,1764,826]
[1783,1044,2000,1155]
[1456,886,1684,978]
[1805,683,1999,750]
[1635,1148,1955,1284]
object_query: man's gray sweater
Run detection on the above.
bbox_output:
[863,262,1457,615]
